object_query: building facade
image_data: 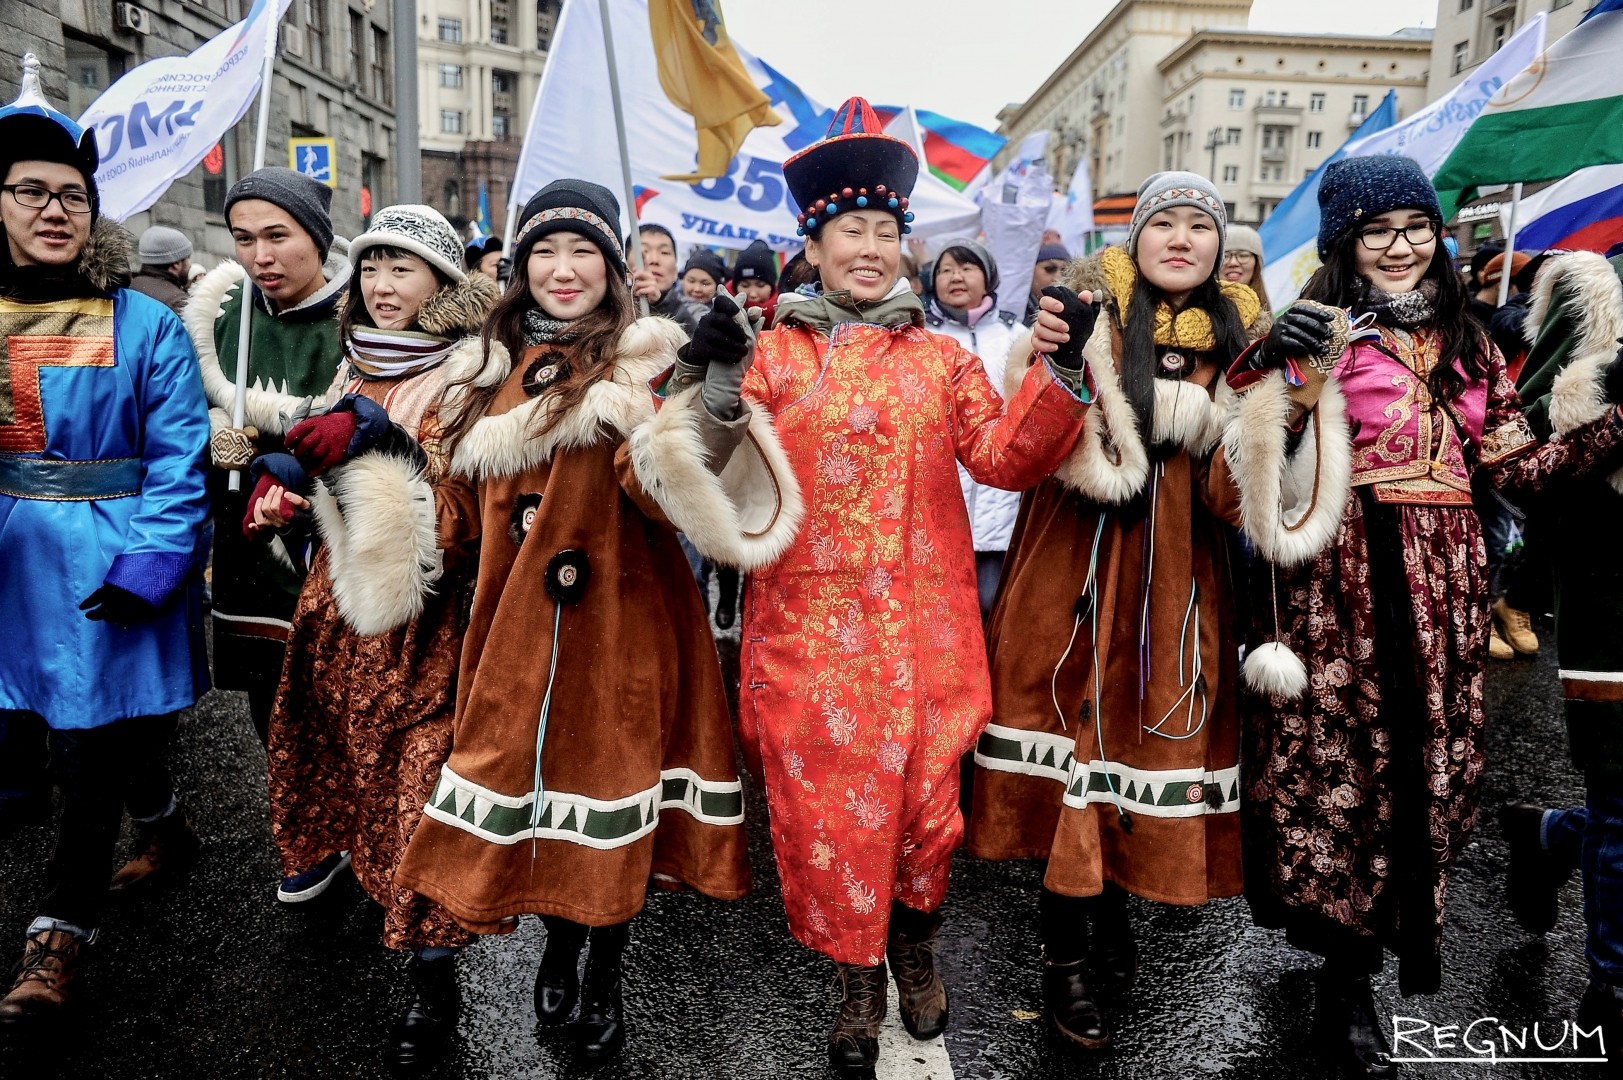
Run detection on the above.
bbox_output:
[417,0,560,238]
[1428,0,1587,99]
[3,0,400,267]
[1158,30,1431,223]
[992,0,1253,199]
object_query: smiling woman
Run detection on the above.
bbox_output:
[624,96,1095,1078]
[1224,153,1623,1080]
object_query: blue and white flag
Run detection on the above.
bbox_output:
[1047,153,1095,255]
[79,0,291,221]
[1259,13,1547,307]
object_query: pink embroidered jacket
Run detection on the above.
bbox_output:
[1335,327,1533,505]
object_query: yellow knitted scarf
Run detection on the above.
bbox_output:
[1098,246,1262,350]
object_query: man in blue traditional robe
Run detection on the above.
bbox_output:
[0,54,210,1023]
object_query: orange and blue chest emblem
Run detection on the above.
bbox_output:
[0,297,115,453]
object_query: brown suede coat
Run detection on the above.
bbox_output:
[968,253,1256,904]
[394,320,750,931]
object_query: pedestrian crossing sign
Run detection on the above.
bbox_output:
[288,138,338,188]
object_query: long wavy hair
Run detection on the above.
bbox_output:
[1119,267,1252,438]
[439,235,636,454]
[1300,221,1487,404]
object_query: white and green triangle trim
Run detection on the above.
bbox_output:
[421,765,745,849]
[975,723,1239,818]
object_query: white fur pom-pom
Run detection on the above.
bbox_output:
[1244,641,1308,699]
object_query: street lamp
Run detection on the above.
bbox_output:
[1203,126,1223,183]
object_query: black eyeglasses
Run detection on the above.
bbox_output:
[1357,220,1438,251]
[2,184,93,215]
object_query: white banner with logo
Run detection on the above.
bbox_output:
[79,0,292,222]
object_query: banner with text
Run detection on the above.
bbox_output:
[79,0,292,222]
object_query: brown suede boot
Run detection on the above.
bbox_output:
[828,961,887,1075]
[0,929,86,1023]
[886,901,948,1040]
[110,808,200,892]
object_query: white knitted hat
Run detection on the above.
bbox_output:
[349,204,466,282]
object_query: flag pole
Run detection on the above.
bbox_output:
[1497,182,1523,308]
[227,14,282,493]
[597,0,650,316]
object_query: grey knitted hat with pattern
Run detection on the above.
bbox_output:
[349,204,466,282]
[1127,171,1227,255]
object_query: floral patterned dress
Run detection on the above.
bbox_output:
[1240,327,1623,993]
[737,318,1088,966]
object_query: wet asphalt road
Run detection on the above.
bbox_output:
[0,622,1612,1080]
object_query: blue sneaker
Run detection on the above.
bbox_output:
[276,851,351,904]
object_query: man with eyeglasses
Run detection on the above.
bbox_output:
[0,54,210,1024]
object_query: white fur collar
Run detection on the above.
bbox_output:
[447,316,687,480]
[1003,322,1229,504]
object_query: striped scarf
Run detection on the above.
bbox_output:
[345,324,456,379]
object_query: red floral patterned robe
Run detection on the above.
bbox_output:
[737,319,1089,965]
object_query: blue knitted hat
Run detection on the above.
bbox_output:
[1317,155,1441,260]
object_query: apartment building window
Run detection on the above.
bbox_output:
[370,27,390,103]
[1229,88,1244,109]
[62,34,125,118]
[1225,127,1241,145]
[491,24,509,44]
[1310,92,1325,113]
[1264,90,1277,107]
[1222,165,1238,183]
[439,64,463,88]
[1306,131,1322,149]
[305,0,328,70]
[440,110,464,134]
[537,0,560,49]
[493,113,511,139]
[438,17,462,42]
[1460,0,1472,8]
[1351,94,1369,118]
[1279,91,1288,106]
[1452,41,1470,75]
[349,11,364,84]
[1492,22,1508,52]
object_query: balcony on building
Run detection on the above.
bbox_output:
[1252,102,1302,124]
[1485,0,1516,18]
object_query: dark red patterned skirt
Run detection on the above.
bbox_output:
[1242,488,1489,995]
[268,550,477,951]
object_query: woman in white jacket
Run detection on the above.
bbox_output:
[926,239,1023,616]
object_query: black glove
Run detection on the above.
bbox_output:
[685,294,751,368]
[80,584,157,624]
[1255,303,1336,370]
[1039,285,1101,370]
[1607,340,1623,406]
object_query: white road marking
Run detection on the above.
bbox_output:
[874,980,955,1080]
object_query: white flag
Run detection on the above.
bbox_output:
[979,137,1054,319]
[509,0,980,254]
[1047,154,1095,254]
[79,0,291,221]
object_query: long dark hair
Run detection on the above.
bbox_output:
[1119,271,1251,437]
[1300,223,1487,403]
[336,244,452,343]
[439,234,636,454]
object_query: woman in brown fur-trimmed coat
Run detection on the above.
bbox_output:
[967,173,1265,1051]
[382,180,796,1066]
[244,205,498,1071]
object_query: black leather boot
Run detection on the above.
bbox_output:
[829,961,887,1076]
[576,922,628,1062]
[1500,803,1572,934]
[886,901,948,1040]
[1089,884,1138,991]
[535,916,588,1026]
[714,567,741,630]
[390,953,460,1073]
[1042,956,1110,1049]
[1315,964,1397,1078]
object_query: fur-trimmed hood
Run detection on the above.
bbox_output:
[444,316,688,480]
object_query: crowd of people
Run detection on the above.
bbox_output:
[2,55,1622,1080]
